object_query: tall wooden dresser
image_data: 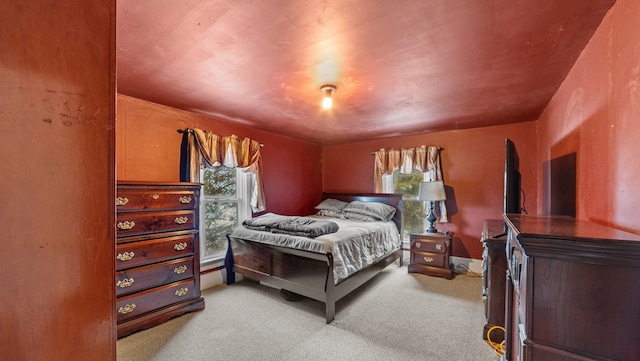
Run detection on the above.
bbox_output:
[115,181,205,338]
[503,214,640,361]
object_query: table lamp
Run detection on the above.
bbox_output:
[418,181,447,233]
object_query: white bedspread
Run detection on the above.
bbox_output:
[230,215,401,284]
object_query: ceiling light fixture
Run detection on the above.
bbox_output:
[320,84,337,110]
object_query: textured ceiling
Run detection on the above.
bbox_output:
[116,0,615,145]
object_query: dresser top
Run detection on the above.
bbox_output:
[117,181,202,188]
[504,214,640,243]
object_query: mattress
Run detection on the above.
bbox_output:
[230,214,402,284]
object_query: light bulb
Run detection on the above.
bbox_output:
[322,95,332,110]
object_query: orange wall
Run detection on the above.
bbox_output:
[1,1,116,359]
[536,0,640,234]
[116,94,323,215]
[322,121,538,260]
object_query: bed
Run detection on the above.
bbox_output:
[224,192,403,323]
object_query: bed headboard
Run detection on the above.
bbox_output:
[321,192,403,234]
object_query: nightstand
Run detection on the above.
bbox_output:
[408,232,454,279]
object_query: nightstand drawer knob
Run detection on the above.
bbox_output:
[416,241,421,248]
[118,303,136,315]
[115,197,129,206]
[116,277,134,288]
[423,256,434,263]
[152,194,159,199]
[179,196,192,204]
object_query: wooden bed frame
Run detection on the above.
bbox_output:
[225,192,403,323]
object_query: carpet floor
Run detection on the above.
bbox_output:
[117,264,500,361]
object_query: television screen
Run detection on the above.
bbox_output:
[504,138,521,215]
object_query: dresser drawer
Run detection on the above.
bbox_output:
[116,279,197,322]
[116,232,196,270]
[116,257,195,297]
[116,188,198,211]
[116,210,197,237]
[411,238,448,254]
[411,251,447,268]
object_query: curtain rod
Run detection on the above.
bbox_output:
[177,129,264,147]
[370,146,443,155]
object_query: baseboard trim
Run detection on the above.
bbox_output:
[451,256,483,276]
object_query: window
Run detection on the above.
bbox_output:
[200,166,251,262]
[383,169,431,240]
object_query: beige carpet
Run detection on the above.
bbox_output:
[117,264,500,361]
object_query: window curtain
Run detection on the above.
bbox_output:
[374,145,447,222]
[179,128,265,212]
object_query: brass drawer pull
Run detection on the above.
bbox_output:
[116,251,135,261]
[178,196,192,204]
[115,197,129,206]
[436,244,442,251]
[117,220,135,230]
[152,193,159,200]
[174,242,188,251]
[175,287,189,297]
[423,256,434,263]
[416,241,421,248]
[175,216,189,224]
[174,265,188,274]
[116,277,134,288]
[118,304,136,315]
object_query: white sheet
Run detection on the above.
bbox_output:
[231,215,401,284]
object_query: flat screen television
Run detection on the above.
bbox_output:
[504,138,521,215]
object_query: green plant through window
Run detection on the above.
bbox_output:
[392,170,426,238]
[201,167,240,259]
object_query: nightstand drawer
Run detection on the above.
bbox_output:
[411,251,447,268]
[411,238,448,254]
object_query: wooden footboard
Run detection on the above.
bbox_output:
[226,234,401,323]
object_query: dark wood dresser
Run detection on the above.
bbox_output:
[408,232,454,279]
[481,219,507,343]
[503,214,640,361]
[115,182,205,338]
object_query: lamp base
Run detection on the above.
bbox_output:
[425,201,438,233]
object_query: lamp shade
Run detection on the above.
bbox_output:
[418,181,447,201]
